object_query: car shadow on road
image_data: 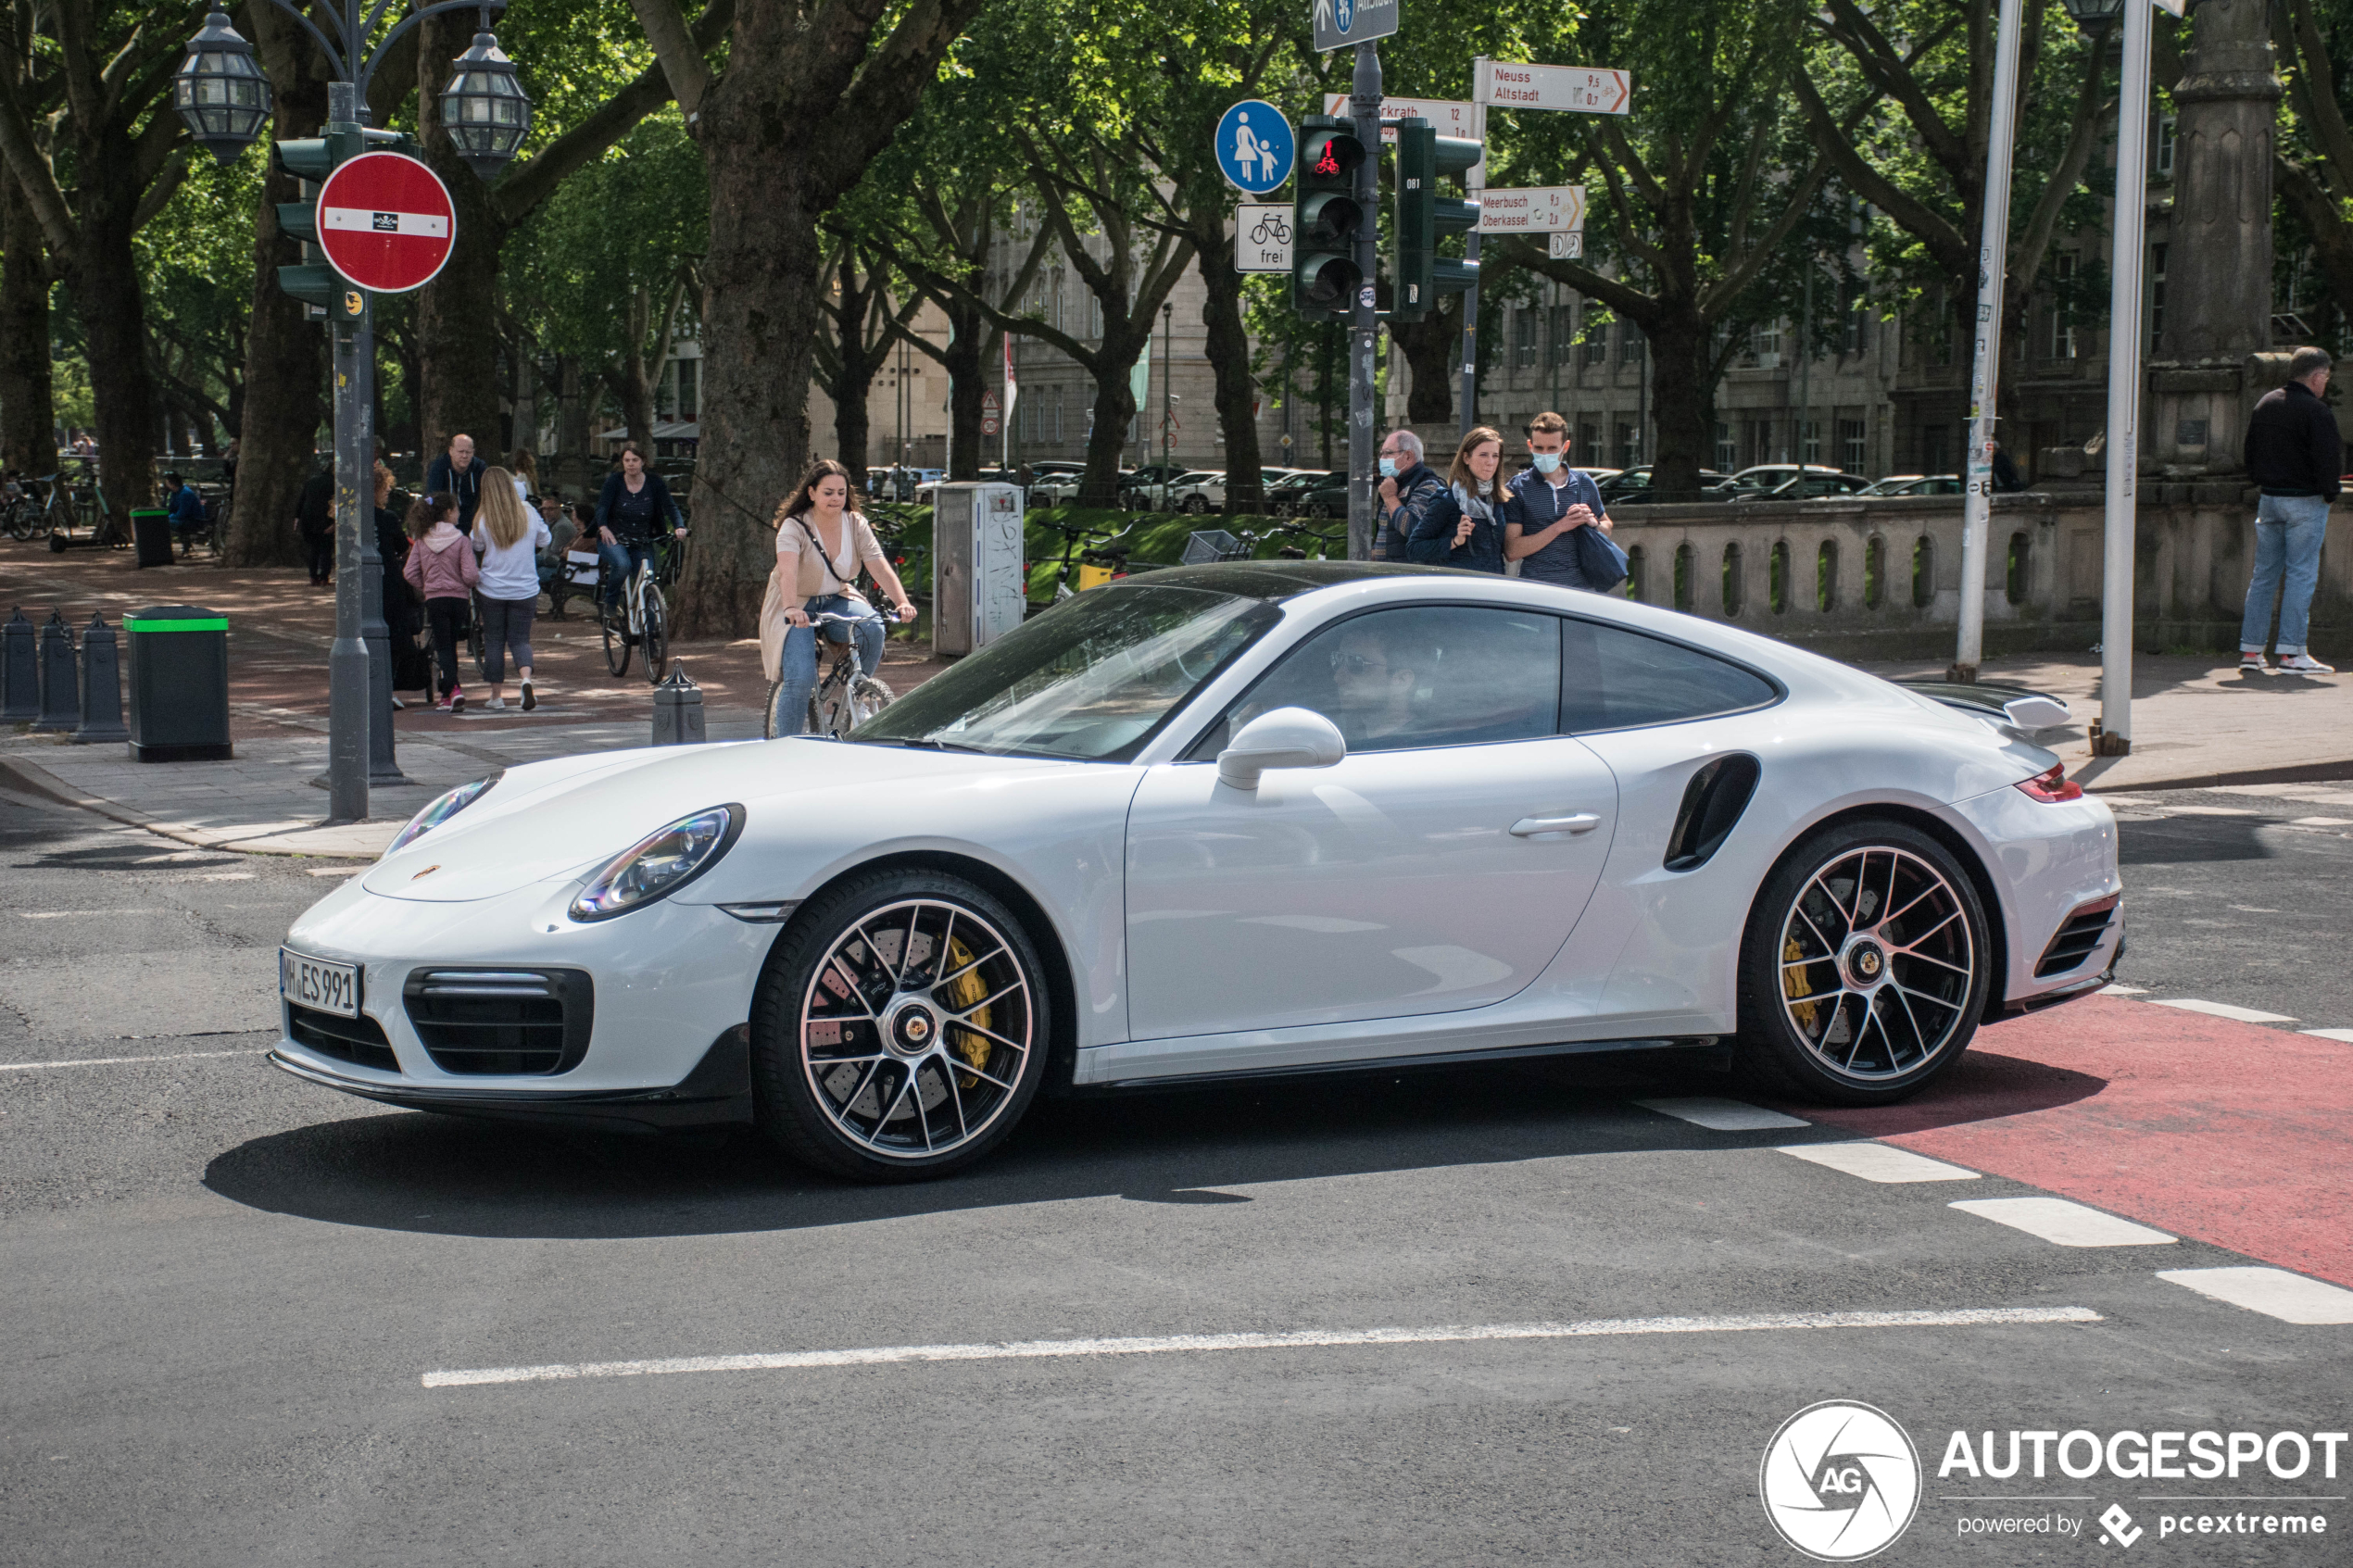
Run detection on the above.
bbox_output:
[204,1048,1925,1240]
[1788,1047,2108,1139]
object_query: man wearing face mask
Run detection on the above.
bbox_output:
[1503,411,1614,588]
[1372,429,1448,562]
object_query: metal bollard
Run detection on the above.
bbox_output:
[73,613,129,744]
[31,610,78,732]
[0,608,35,721]
[650,663,705,746]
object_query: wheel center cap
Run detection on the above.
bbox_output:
[885,1001,940,1057]
[1844,940,1887,987]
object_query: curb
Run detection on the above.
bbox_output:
[0,749,390,858]
[2082,758,2353,793]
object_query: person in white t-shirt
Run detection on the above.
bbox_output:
[471,468,553,711]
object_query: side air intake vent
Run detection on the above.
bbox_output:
[1664,753,1762,872]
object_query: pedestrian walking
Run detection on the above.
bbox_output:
[760,458,918,736]
[1373,429,1447,562]
[1407,426,1508,572]
[2240,345,2340,675]
[506,447,540,508]
[594,443,686,613]
[295,460,334,583]
[1503,411,1622,590]
[471,469,551,712]
[401,491,479,712]
[374,460,422,709]
[423,433,490,533]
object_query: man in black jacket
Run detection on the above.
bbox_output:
[2240,346,2341,675]
[294,461,333,584]
[423,433,489,533]
[1372,430,1446,562]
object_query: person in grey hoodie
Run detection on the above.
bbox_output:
[402,491,481,711]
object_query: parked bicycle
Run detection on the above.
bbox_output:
[761,610,895,740]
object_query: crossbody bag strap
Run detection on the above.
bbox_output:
[795,515,849,592]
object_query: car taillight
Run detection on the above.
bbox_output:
[2015,763,2082,803]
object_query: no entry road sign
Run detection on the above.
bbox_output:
[316,151,456,294]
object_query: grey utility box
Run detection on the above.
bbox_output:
[125,605,233,761]
[931,483,1027,657]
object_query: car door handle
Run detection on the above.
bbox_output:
[1510,812,1602,837]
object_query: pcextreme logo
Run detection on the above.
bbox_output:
[1760,1400,1923,1562]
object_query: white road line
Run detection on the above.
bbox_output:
[2158,1268,2353,1325]
[1780,1143,1982,1183]
[2291,817,2353,827]
[1632,1097,1810,1131]
[2100,985,2148,996]
[0,1048,269,1073]
[308,868,365,878]
[2158,805,2256,816]
[2146,998,2299,1024]
[1951,1198,2177,1248]
[2300,1029,2353,1043]
[421,1305,2106,1389]
[19,909,165,919]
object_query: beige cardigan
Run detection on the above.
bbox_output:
[760,510,888,684]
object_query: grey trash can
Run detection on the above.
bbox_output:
[124,604,233,761]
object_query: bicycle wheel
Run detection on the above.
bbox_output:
[466,597,486,680]
[601,602,630,678]
[641,583,670,683]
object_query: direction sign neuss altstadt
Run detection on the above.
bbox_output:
[314,151,454,293]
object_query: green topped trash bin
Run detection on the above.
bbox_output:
[131,508,173,568]
[124,605,233,761]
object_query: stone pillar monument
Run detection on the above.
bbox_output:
[2147,0,2283,472]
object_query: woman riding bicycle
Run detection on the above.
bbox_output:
[760,458,917,737]
[594,442,685,614]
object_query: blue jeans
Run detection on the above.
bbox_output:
[598,539,656,611]
[2240,494,2331,656]
[771,595,883,735]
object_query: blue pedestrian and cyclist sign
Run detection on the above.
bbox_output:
[1313,0,1399,52]
[1215,100,1295,194]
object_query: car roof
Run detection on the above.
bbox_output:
[1124,560,1471,600]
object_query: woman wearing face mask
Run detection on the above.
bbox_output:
[1405,426,1508,572]
[1502,410,1617,589]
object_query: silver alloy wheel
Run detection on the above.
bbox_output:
[1775,846,1976,1083]
[798,897,1034,1160]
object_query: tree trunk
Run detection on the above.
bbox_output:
[0,170,52,473]
[69,136,161,513]
[1388,305,1457,425]
[1644,312,1714,501]
[555,354,591,498]
[1081,371,1139,501]
[413,11,510,462]
[1189,207,1263,512]
[943,310,987,480]
[225,10,326,568]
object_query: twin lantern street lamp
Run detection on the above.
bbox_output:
[170,5,532,172]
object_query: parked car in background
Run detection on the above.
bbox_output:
[1265,470,1333,516]
[1291,470,1351,519]
[1718,464,1865,501]
[1736,468,1873,503]
[1857,473,1964,497]
[1595,465,1730,506]
[870,467,943,502]
[1023,461,1089,508]
[1167,471,1227,514]
[1117,464,1190,509]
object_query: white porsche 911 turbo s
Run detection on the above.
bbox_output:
[272,561,2121,1182]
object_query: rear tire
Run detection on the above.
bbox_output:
[1735,818,1990,1105]
[601,604,630,678]
[751,868,1052,1181]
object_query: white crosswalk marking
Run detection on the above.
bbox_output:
[2145,998,2298,1024]
[2158,1268,2353,1325]
[1632,1098,1810,1131]
[1950,1198,2177,1248]
[1780,1144,1982,1183]
[2298,1029,2353,1043]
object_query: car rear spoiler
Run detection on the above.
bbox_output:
[1894,678,2072,733]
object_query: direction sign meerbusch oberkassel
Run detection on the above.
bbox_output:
[1215,101,1295,194]
[314,151,456,294]
[1313,0,1398,53]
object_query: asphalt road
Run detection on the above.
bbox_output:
[3,782,2347,1567]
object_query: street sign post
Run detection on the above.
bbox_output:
[1215,101,1294,194]
[1313,0,1398,52]
[1322,93,1471,143]
[1236,204,1293,272]
[1476,60,1629,114]
[314,150,455,294]
[1475,184,1585,234]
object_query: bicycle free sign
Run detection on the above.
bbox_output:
[1236,204,1293,272]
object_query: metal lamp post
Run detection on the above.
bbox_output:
[174,2,528,822]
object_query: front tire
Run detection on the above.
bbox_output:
[751,869,1052,1180]
[1736,819,1990,1105]
[601,604,630,677]
[642,583,670,682]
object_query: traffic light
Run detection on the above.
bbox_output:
[1392,118,1481,322]
[1291,115,1365,321]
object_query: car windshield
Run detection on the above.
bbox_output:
[849,583,1280,761]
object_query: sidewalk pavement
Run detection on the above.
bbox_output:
[6,544,2352,857]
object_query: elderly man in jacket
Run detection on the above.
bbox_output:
[1372,429,1448,563]
[2241,346,2341,676]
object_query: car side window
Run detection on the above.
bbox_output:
[1187,606,1562,759]
[1558,619,1780,733]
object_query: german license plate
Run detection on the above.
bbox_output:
[282,948,359,1018]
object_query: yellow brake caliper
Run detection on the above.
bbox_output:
[942,936,991,1086]
[1783,934,1819,1035]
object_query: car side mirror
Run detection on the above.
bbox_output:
[1217,706,1347,790]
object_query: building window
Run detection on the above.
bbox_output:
[1620,322,1644,365]
[1842,289,1867,356]
[1749,418,1774,465]
[1583,309,1608,365]
[2149,243,2167,354]
[1840,417,1866,472]
[1801,420,1821,465]
[1617,422,1637,468]
[1750,322,1780,363]
[1515,308,1539,369]
[1550,306,1575,365]
[1716,420,1736,471]
[1579,420,1600,457]
[2048,252,2078,360]
[1921,423,1948,473]
[1052,384,1064,445]
[2156,113,2177,179]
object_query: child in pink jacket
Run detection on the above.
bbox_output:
[403,492,481,710]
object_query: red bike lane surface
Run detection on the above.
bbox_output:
[1793,995,2353,1288]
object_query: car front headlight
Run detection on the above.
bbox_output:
[569,805,744,922]
[384,778,494,858]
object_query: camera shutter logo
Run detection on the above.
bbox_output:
[1759,1400,1921,1561]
